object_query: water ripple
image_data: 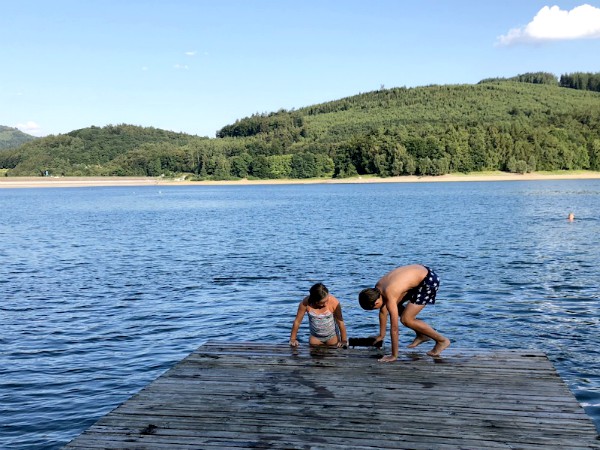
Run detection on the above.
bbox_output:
[1,180,600,448]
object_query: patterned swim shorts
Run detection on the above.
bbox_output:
[404,266,440,305]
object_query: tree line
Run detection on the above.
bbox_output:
[559,72,600,92]
[480,71,600,93]
[1,75,600,178]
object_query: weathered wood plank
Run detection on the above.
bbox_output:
[94,407,595,439]
[64,342,600,449]
[112,395,591,420]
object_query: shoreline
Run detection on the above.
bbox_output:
[1,171,600,188]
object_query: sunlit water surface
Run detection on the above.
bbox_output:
[1,180,599,448]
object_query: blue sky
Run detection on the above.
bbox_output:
[2,1,599,138]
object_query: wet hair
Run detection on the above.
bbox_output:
[308,283,329,307]
[358,287,381,310]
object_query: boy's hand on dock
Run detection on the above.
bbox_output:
[379,355,397,363]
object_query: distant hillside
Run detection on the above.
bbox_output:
[2,74,600,178]
[214,80,600,177]
[0,126,37,151]
[0,124,205,176]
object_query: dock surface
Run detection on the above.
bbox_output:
[65,342,599,449]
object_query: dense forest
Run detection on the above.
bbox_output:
[480,71,600,91]
[2,72,600,179]
[0,126,36,151]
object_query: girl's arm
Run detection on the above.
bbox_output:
[333,304,348,347]
[289,299,308,347]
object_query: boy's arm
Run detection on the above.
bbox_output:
[375,304,388,343]
[379,300,399,363]
[333,304,348,347]
[289,300,307,347]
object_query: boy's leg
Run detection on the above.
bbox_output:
[407,333,431,348]
[401,303,450,356]
[397,302,429,347]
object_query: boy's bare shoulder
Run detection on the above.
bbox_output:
[389,265,426,280]
[378,265,427,297]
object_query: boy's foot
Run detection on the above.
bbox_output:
[427,338,451,357]
[407,335,431,348]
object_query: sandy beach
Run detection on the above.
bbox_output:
[1,171,600,188]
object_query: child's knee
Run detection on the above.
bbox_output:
[400,315,411,327]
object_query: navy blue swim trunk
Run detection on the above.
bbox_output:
[404,266,440,305]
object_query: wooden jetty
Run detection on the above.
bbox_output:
[65,342,600,449]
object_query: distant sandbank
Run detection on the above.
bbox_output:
[1,171,600,189]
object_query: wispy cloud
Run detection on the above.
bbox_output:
[174,64,189,70]
[497,4,600,46]
[185,51,197,56]
[15,121,42,136]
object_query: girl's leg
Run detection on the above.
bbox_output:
[309,335,338,347]
[309,335,324,346]
[324,335,339,347]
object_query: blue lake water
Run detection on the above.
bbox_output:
[1,180,599,448]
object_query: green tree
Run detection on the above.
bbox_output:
[230,153,252,178]
[250,155,270,178]
[267,154,293,178]
[291,153,318,178]
[589,140,600,170]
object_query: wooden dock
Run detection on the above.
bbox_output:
[65,342,600,449]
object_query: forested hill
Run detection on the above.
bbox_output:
[0,126,36,151]
[2,77,600,178]
[0,125,205,177]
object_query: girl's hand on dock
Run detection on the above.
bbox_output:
[379,355,397,363]
[289,339,299,347]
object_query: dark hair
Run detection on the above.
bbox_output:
[358,287,381,310]
[308,283,329,307]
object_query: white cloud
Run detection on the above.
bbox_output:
[174,64,189,70]
[15,121,42,136]
[497,4,600,46]
[185,51,197,56]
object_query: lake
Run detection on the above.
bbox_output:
[1,180,599,448]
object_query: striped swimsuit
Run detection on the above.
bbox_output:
[307,295,339,343]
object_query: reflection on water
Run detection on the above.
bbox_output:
[1,180,599,448]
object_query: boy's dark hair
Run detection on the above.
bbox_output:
[358,287,381,310]
[308,283,329,307]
